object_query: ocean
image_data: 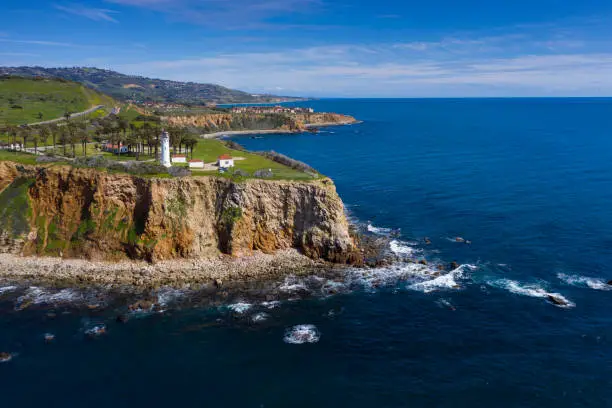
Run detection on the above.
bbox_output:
[1,98,611,407]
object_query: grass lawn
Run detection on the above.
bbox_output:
[0,149,41,165]
[189,139,316,180]
[0,77,115,125]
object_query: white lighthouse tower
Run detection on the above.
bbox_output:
[160,130,171,167]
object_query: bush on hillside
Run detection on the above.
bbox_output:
[255,150,317,174]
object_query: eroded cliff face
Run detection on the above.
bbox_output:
[0,162,362,265]
[162,112,357,131]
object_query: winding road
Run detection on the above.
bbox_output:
[26,105,106,126]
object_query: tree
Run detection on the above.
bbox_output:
[37,112,43,120]
[19,126,30,151]
[48,124,58,153]
[31,128,41,155]
[38,126,50,154]
[183,135,198,159]
[59,126,69,156]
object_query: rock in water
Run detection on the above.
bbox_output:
[418,259,428,265]
[44,333,55,343]
[0,352,12,362]
[547,295,568,306]
[607,280,612,286]
[116,314,129,323]
[450,262,459,270]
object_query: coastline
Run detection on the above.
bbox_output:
[0,250,328,289]
[200,120,361,139]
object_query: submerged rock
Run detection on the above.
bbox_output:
[116,314,129,323]
[547,295,569,307]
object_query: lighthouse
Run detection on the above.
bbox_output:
[160,130,171,167]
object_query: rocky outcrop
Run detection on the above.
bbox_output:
[0,162,361,266]
[163,112,358,132]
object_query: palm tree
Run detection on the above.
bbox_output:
[31,128,40,155]
[38,126,50,155]
[48,124,58,153]
[19,126,30,152]
[59,126,69,156]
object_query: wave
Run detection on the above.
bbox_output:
[408,264,476,293]
[488,279,575,308]
[283,324,320,344]
[557,273,611,291]
[227,302,253,314]
[0,285,18,295]
[389,240,419,257]
[156,287,188,307]
[367,223,392,236]
[252,312,269,323]
[261,300,281,309]
[15,287,84,309]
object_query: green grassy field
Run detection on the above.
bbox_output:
[0,149,40,165]
[189,139,316,180]
[0,77,115,125]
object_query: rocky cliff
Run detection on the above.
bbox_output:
[163,112,357,132]
[0,162,362,266]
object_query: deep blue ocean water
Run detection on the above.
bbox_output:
[1,98,612,407]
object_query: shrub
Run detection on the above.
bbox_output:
[222,140,245,151]
[253,169,273,179]
[255,150,317,174]
[168,166,191,178]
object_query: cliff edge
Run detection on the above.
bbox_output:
[0,162,362,266]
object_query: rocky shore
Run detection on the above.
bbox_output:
[0,249,325,288]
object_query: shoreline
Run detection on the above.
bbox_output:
[0,250,334,289]
[200,120,361,139]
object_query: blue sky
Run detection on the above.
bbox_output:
[1,0,612,97]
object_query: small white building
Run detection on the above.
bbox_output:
[189,159,204,169]
[172,154,187,164]
[217,154,235,169]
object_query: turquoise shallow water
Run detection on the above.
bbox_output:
[1,98,612,407]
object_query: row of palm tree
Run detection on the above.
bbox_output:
[1,115,200,160]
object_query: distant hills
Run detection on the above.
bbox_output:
[0,67,302,105]
[0,76,115,125]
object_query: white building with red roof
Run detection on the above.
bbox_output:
[217,154,234,169]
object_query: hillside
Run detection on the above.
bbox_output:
[0,76,115,125]
[0,66,303,105]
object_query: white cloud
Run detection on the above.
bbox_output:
[55,4,119,23]
[112,44,612,97]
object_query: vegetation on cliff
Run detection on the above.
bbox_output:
[0,162,362,266]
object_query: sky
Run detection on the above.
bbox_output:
[1,0,612,97]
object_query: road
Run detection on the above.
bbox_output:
[26,105,105,126]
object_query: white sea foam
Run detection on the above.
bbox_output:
[227,302,252,314]
[0,353,15,363]
[408,264,476,293]
[156,287,187,307]
[283,324,320,344]
[16,287,84,309]
[367,223,392,236]
[557,273,611,291]
[279,276,310,293]
[346,262,435,289]
[261,300,281,309]
[252,312,269,323]
[436,298,456,310]
[489,279,575,308]
[85,325,107,337]
[389,240,419,257]
[0,286,17,295]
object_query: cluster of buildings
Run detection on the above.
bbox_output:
[230,106,314,115]
[170,153,234,170]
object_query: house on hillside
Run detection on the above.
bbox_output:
[102,143,128,154]
[217,154,234,169]
[188,159,204,169]
[171,154,187,164]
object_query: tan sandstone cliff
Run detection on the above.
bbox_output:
[163,112,357,131]
[0,162,362,266]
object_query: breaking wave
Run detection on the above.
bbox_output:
[408,264,476,293]
[227,302,253,314]
[0,285,18,295]
[367,223,392,236]
[252,312,269,323]
[389,240,420,258]
[557,273,611,291]
[488,279,575,308]
[15,287,85,309]
[283,324,320,344]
